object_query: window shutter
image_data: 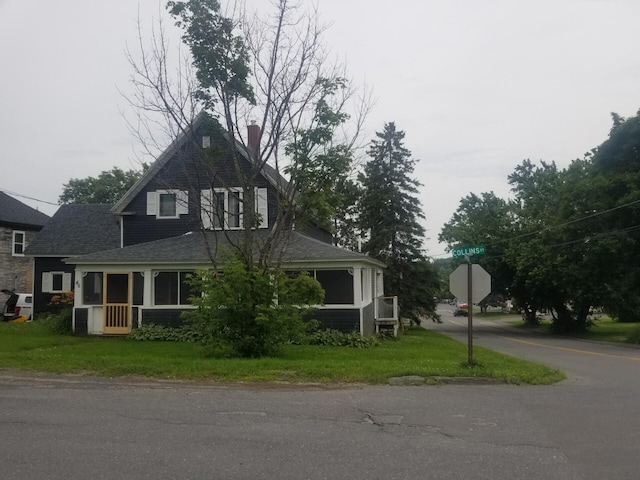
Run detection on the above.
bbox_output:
[42,272,53,293]
[146,192,157,215]
[62,273,72,292]
[177,191,189,215]
[255,187,268,228]
[200,189,212,230]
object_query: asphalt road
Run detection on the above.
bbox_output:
[1,310,639,479]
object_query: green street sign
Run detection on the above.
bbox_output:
[452,245,486,258]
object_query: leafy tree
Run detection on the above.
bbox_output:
[358,122,439,322]
[589,111,640,322]
[126,1,369,356]
[439,192,515,311]
[59,167,143,204]
[332,178,362,250]
[432,258,457,301]
[439,109,640,331]
[506,157,621,331]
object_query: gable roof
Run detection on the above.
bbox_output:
[64,230,385,268]
[112,112,289,215]
[0,192,50,229]
[24,204,121,257]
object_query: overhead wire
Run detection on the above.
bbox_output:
[431,196,640,259]
[0,188,58,206]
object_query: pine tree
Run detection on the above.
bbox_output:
[358,122,439,322]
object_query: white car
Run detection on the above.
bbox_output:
[2,290,33,321]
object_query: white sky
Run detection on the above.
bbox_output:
[1,0,639,256]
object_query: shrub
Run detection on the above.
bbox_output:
[309,329,379,348]
[39,308,73,335]
[184,259,325,358]
[376,330,397,341]
[128,324,204,342]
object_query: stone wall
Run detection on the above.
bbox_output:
[0,226,36,300]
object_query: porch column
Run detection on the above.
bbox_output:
[142,268,153,308]
[352,266,362,307]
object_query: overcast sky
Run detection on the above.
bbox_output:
[1,0,639,256]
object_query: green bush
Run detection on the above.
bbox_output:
[309,329,379,348]
[184,260,325,358]
[128,324,205,342]
[38,308,73,335]
[376,330,397,341]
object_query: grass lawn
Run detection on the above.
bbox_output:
[509,315,640,344]
[574,317,640,343]
[0,321,564,385]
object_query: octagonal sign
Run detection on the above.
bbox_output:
[449,264,491,304]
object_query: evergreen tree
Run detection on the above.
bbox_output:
[359,122,439,322]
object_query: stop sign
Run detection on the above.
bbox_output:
[449,264,491,304]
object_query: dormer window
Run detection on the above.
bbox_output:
[147,190,188,219]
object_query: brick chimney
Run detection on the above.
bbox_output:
[247,121,260,158]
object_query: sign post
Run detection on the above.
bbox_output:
[467,259,473,364]
[449,246,490,364]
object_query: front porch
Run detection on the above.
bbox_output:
[71,264,397,337]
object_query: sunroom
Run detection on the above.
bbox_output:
[66,231,396,336]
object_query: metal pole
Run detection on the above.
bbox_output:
[467,258,473,364]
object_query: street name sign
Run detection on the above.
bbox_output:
[452,245,486,258]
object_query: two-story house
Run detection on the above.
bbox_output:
[27,113,396,336]
[0,192,49,301]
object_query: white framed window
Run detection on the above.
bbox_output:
[153,271,193,305]
[147,190,188,218]
[12,230,25,256]
[42,272,72,293]
[201,187,267,230]
[82,272,103,305]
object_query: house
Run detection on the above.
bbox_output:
[25,204,121,315]
[26,113,396,335]
[0,192,49,302]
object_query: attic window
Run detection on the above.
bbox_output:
[159,193,177,217]
[202,136,211,148]
[147,190,188,219]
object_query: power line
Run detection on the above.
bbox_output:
[487,197,640,248]
[0,188,58,206]
[432,196,640,259]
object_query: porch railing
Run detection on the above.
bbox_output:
[104,304,130,334]
[374,296,399,336]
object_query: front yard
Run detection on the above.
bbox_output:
[0,321,564,385]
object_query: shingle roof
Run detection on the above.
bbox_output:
[64,230,385,268]
[0,192,50,228]
[25,204,121,256]
[111,112,291,214]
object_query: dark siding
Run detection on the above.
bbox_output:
[32,257,75,315]
[308,309,361,333]
[74,308,88,335]
[142,308,190,328]
[122,128,277,247]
